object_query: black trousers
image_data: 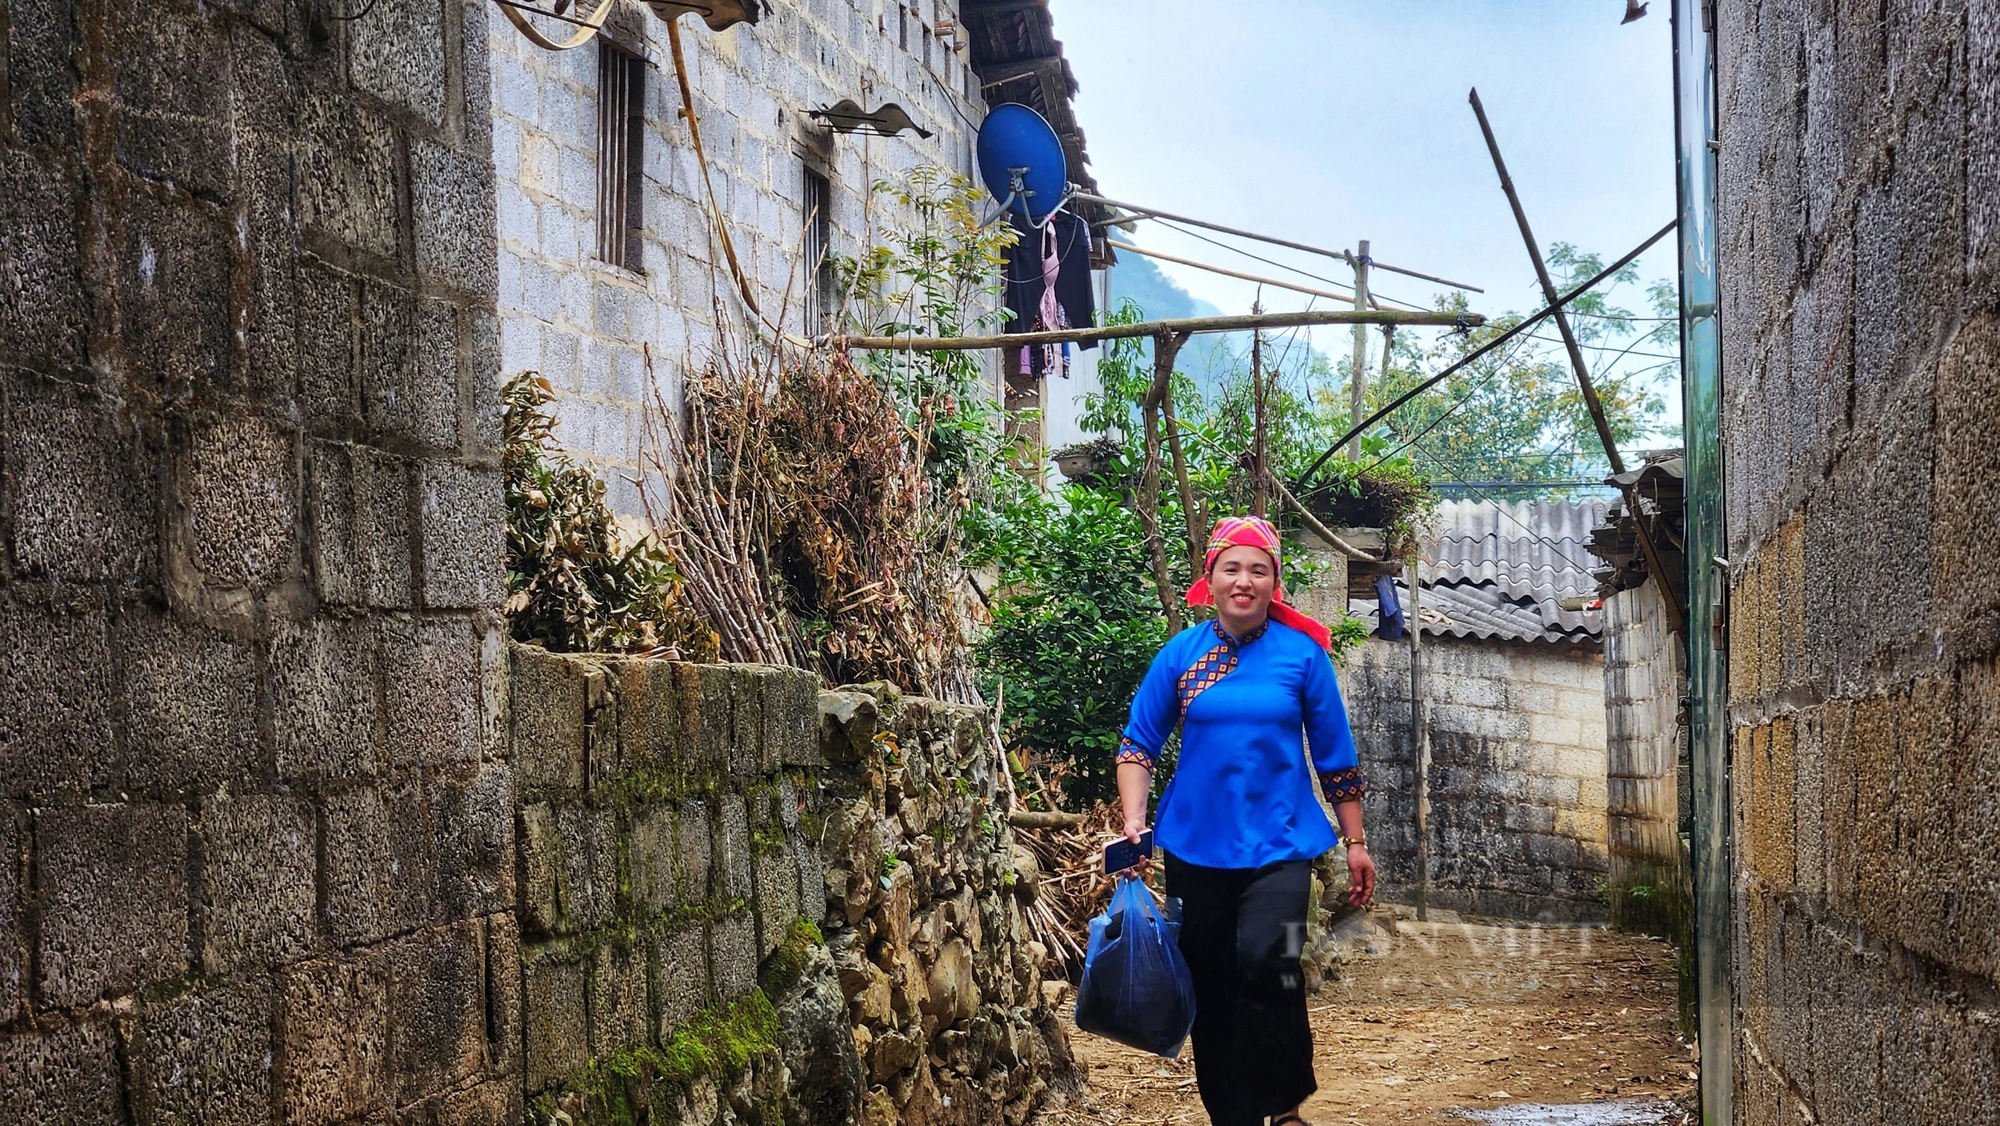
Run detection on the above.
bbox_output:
[1164,852,1316,1126]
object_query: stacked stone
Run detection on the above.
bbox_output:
[1715,2,2000,1119]
[817,686,1080,1126]
[0,1,510,1123]
[509,644,827,1118]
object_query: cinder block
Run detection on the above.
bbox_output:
[198,792,315,975]
[107,0,230,195]
[0,1018,123,1123]
[678,663,734,777]
[554,804,616,932]
[346,0,446,126]
[35,803,189,1007]
[434,764,516,920]
[118,610,261,796]
[510,643,587,792]
[280,956,390,1126]
[517,804,561,936]
[307,441,363,604]
[271,613,381,784]
[385,923,488,1104]
[753,844,800,958]
[522,945,587,1093]
[129,976,273,1126]
[650,922,710,1036]
[0,811,16,1015]
[710,910,757,1002]
[120,189,232,399]
[323,783,436,946]
[609,657,683,782]
[419,461,504,611]
[588,940,649,1058]
[297,257,361,438]
[4,383,158,581]
[0,151,86,369]
[178,413,298,591]
[770,667,828,770]
[435,1079,525,1126]
[484,914,524,1078]
[794,829,828,921]
[718,792,752,902]
[382,615,483,773]
[360,284,460,450]
[298,89,403,260]
[679,798,714,906]
[357,447,414,609]
[630,803,677,916]
[0,591,115,798]
[729,666,771,777]
[412,138,498,293]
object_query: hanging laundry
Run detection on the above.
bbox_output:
[1374,574,1405,641]
[1004,210,1097,379]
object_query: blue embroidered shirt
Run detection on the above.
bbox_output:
[1116,618,1366,870]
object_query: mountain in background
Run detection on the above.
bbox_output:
[1105,247,1335,396]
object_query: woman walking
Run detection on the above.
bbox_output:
[1113,516,1375,1126]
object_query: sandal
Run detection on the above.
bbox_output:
[1271,1116,1311,1126]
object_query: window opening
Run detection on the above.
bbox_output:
[595,42,645,271]
[803,165,834,327]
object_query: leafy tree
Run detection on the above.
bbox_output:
[1353,244,1676,490]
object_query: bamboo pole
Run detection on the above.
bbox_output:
[1349,239,1371,460]
[1468,87,1685,635]
[1409,560,1430,923]
[824,307,1478,352]
[1252,297,1268,518]
[1138,332,1190,632]
[1160,376,1205,579]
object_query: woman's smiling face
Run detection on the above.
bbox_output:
[1210,544,1277,629]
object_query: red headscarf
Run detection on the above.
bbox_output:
[1184,515,1335,652]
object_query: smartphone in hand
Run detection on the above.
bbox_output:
[1103,831,1154,874]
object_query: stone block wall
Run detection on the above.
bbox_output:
[816,685,1078,1126]
[1714,2,2000,1121]
[1602,582,1691,937]
[490,0,988,515]
[506,651,1075,1125]
[1343,637,1611,922]
[0,1,509,1122]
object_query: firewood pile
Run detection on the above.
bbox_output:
[1009,803,1130,977]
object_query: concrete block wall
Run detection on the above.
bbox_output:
[1715,2,2000,1121]
[1343,637,1612,922]
[508,645,836,1119]
[490,0,986,515]
[507,653,1076,1125]
[1602,581,1691,933]
[0,1,510,1122]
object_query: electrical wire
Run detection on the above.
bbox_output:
[1146,217,1435,312]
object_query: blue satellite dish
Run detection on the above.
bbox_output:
[976,103,1068,222]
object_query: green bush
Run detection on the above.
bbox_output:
[971,483,1171,807]
[503,372,714,658]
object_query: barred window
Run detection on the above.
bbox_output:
[595,42,644,270]
[802,165,833,326]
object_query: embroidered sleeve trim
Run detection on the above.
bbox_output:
[1115,737,1154,770]
[1319,765,1367,804]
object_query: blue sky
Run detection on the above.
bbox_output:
[1050,0,1682,424]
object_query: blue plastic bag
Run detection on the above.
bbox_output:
[1073,878,1198,1058]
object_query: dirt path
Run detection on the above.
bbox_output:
[1042,913,1696,1126]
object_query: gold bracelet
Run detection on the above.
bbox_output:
[1340,835,1367,848]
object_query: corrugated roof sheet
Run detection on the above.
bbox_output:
[1401,499,1609,645]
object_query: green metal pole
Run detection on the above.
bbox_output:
[1671,1,1732,1122]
